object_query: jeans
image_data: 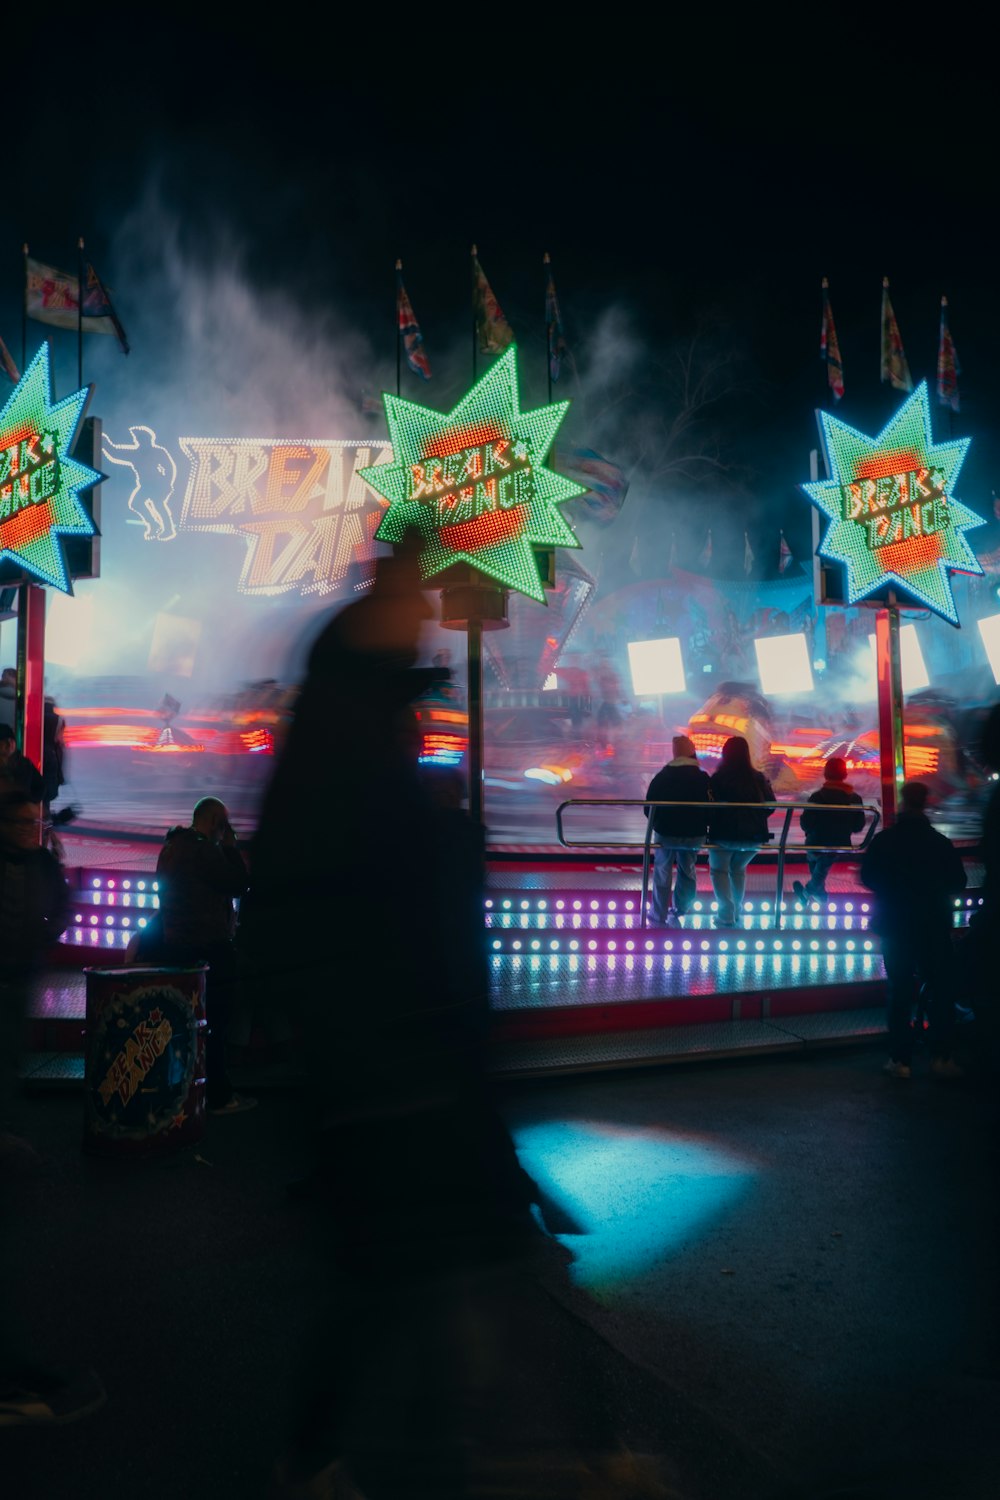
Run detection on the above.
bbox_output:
[708,844,758,926]
[651,839,700,922]
[804,851,837,898]
[881,928,955,1064]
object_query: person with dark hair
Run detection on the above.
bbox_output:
[644,735,712,924]
[861,780,967,1080]
[0,790,105,1427]
[154,796,255,1115]
[0,667,16,733]
[707,735,775,927]
[41,698,66,815]
[793,755,866,907]
[0,724,43,804]
[0,793,69,1127]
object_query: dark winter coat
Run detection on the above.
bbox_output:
[0,752,44,804]
[800,781,866,848]
[156,827,249,950]
[860,813,966,936]
[644,758,712,840]
[0,843,69,980]
[708,767,775,845]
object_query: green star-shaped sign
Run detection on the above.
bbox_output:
[0,342,100,592]
[359,345,584,601]
[802,382,984,624]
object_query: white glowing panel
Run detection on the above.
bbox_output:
[754,633,814,695]
[866,623,930,692]
[45,592,94,669]
[627,638,685,696]
[978,614,1000,684]
[542,673,558,691]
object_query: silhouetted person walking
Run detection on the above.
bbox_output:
[861,780,967,1080]
[241,545,553,1495]
[0,791,105,1426]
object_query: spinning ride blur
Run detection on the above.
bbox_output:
[241,544,549,1491]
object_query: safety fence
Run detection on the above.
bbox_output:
[554,799,882,931]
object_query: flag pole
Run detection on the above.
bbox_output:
[470,244,477,383]
[544,251,552,404]
[395,258,402,398]
[77,237,85,389]
[22,243,28,369]
[940,295,953,441]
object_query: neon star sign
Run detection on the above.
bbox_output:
[359,346,585,601]
[0,343,100,592]
[802,382,984,624]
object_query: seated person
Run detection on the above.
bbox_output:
[793,756,865,906]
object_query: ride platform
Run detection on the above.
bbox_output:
[21,826,986,1085]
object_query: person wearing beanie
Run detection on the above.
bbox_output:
[643,734,712,924]
[793,755,865,907]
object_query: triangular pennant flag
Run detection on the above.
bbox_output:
[0,333,18,384]
[699,529,712,569]
[82,260,130,354]
[744,532,754,575]
[880,278,912,392]
[544,252,568,382]
[778,530,793,574]
[395,260,431,380]
[471,245,514,354]
[937,295,960,413]
[820,277,844,402]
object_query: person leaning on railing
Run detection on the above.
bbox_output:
[643,734,712,926]
[707,735,775,928]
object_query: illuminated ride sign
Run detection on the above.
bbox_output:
[100,431,394,596]
[0,343,101,592]
[358,346,585,601]
[802,382,984,624]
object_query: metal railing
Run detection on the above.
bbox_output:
[554,799,882,931]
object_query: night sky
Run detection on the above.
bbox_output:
[5,26,1000,584]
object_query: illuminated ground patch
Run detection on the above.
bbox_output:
[513,1120,757,1294]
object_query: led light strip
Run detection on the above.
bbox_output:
[489,934,878,956]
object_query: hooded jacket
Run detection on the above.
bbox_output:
[0,682,15,732]
[800,781,866,848]
[644,758,712,840]
[156,826,249,950]
[860,812,966,935]
[0,842,69,980]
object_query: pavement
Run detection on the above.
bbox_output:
[3,1030,999,1499]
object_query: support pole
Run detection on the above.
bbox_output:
[440,574,507,827]
[875,604,904,827]
[15,582,46,839]
[467,617,484,826]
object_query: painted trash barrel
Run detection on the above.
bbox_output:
[82,966,208,1159]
